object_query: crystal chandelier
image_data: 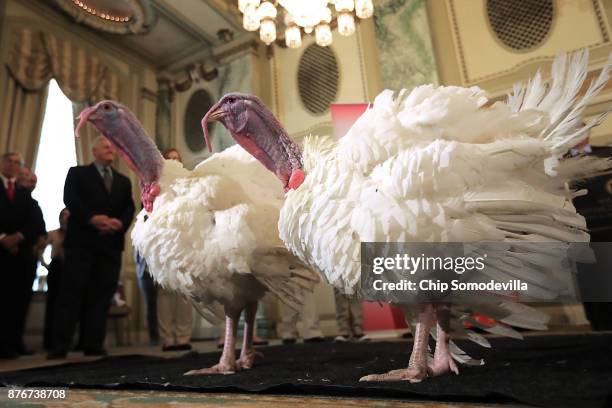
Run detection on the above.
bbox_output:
[238,0,374,48]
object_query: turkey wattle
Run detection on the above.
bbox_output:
[205,50,612,382]
[76,101,319,375]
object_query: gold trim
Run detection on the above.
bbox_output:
[447,0,469,84]
[6,5,152,71]
[272,48,281,119]
[593,0,610,42]
[355,23,369,101]
[448,0,612,85]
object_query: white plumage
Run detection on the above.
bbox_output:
[282,51,610,292]
[132,145,318,324]
[273,50,611,379]
[77,99,319,375]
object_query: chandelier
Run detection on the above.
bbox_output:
[238,0,374,48]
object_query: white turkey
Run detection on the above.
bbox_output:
[75,102,319,375]
[204,50,612,382]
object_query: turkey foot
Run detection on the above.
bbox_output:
[185,308,240,376]
[360,304,435,383]
[236,349,264,370]
[184,361,236,376]
[359,366,427,383]
[427,348,459,377]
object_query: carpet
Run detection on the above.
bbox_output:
[1,334,611,408]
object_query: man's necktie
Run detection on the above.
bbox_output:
[103,167,112,193]
[7,180,14,201]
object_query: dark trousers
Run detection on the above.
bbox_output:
[15,256,37,349]
[137,269,159,344]
[51,248,121,353]
[43,258,64,349]
[576,243,612,330]
[0,250,27,354]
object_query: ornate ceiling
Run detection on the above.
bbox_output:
[52,0,154,34]
[49,0,250,73]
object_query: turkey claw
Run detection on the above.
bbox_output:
[428,354,459,377]
[359,367,428,383]
[236,350,264,370]
[184,363,236,376]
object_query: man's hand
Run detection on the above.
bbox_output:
[0,232,24,255]
[90,215,122,234]
[90,215,113,234]
[33,235,48,257]
[107,218,123,232]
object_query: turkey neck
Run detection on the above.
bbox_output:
[107,120,164,185]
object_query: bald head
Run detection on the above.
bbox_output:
[92,136,116,166]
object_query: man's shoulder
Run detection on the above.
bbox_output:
[112,168,131,184]
[68,164,95,175]
[15,187,34,203]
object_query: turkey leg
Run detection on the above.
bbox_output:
[428,304,459,376]
[360,304,435,382]
[236,301,264,370]
[184,307,240,375]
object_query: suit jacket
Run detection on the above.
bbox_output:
[0,181,37,258]
[63,163,135,252]
[31,198,47,239]
[571,146,612,242]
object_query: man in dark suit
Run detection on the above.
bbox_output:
[571,142,612,330]
[48,136,134,358]
[0,152,37,359]
[15,166,47,356]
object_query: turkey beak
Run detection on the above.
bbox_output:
[201,104,228,153]
[75,106,97,138]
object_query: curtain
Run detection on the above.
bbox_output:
[72,101,96,165]
[6,28,122,102]
[0,73,48,167]
[1,28,123,165]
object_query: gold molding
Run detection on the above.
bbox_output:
[594,0,611,42]
[447,0,612,86]
[354,23,369,101]
[479,42,612,97]
[272,49,281,120]
[9,1,153,71]
[447,0,469,84]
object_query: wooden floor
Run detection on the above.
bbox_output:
[0,389,528,407]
